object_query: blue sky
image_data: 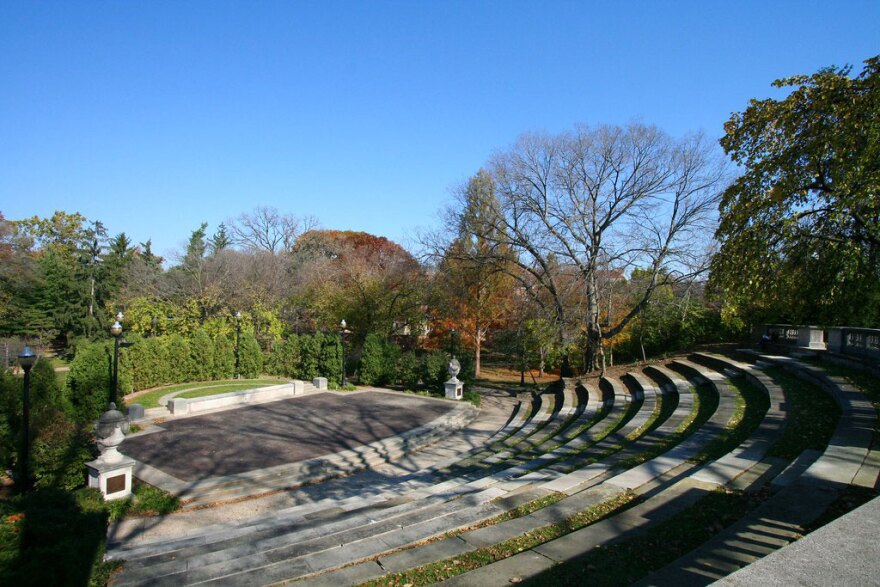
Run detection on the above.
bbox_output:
[2,1,878,259]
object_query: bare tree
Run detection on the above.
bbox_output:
[228,206,319,254]
[456,123,727,372]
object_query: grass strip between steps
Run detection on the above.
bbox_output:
[688,376,770,464]
[807,360,880,445]
[613,383,711,470]
[763,367,840,459]
[442,391,610,475]
[357,491,638,587]
[521,486,769,586]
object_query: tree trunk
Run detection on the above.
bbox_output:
[586,264,600,373]
[475,333,481,378]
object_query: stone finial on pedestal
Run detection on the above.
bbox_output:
[96,402,129,438]
[86,423,135,501]
[444,358,463,400]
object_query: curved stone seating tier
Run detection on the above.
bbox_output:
[604,360,737,491]
[398,383,616,496]
[496,387,560,448]
[481,377,638,490]
[505,380,614,464]
[738,351,878,489]
[481,391,530,444]
[350,384,599,502]
[537,375,658,494]
[357,357,872,586]
[688,352,789,487]
[634,352,878,586]
[605,367,694,458]
[381,361,785,587]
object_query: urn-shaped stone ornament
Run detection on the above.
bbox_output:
[447,358,461,380]
[97,402,126,439]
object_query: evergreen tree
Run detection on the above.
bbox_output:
[210,223,232,255]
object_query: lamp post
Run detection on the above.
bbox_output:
[234,311,242,379]
[17,345,36,492]
[110,311,123,406]
[339,319,349,387]
[450,328,457,358]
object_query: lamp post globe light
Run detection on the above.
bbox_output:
[339,319,348,387]
[17,345,37,492]
[234,311,242,380]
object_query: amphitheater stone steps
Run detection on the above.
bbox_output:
[111,370,648,580]
[109,352,879,587]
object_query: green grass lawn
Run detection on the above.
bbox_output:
[126,378,286,409]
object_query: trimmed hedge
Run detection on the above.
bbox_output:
[265,333,342,385]
[68,330,264,411]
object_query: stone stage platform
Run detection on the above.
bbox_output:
[121,391,456,483]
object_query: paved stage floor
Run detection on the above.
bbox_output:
[121,391,454,482]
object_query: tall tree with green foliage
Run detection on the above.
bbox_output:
[711,55,880,326]
[437,170,515,377]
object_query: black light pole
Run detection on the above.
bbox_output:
[17,346,36,492]
[110,311,123,406]
[340,319,348,387]
[450,328,457,358]
[234,311,242,379]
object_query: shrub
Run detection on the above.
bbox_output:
[396,351,421,389]
[359,333,388,386]
[212,335,235,380]
[0,488,115,586]
[422,351,449,393]
[463,389,481,407]
[318,333,343,385]
[298,334,321,380]
[237,332,263,378]
[189,330,215,382]
[122,334,171,392]
[164,334,194,383]
[66,341,114,424]
[30,408,95,491]
[0,370,20,471]
[29,359,65,414]
[456,352,476,387]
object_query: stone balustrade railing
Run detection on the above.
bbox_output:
[756,324,880,361]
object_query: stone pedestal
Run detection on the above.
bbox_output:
[313,377,328,390]
[169,397,190,415]
[444,357,463,400]
[86,426,135,501]
[292,380,305,395]
[445,377,464,400]
[127,403,145,421]
[827,328,844,354]
[797,326,826,350]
